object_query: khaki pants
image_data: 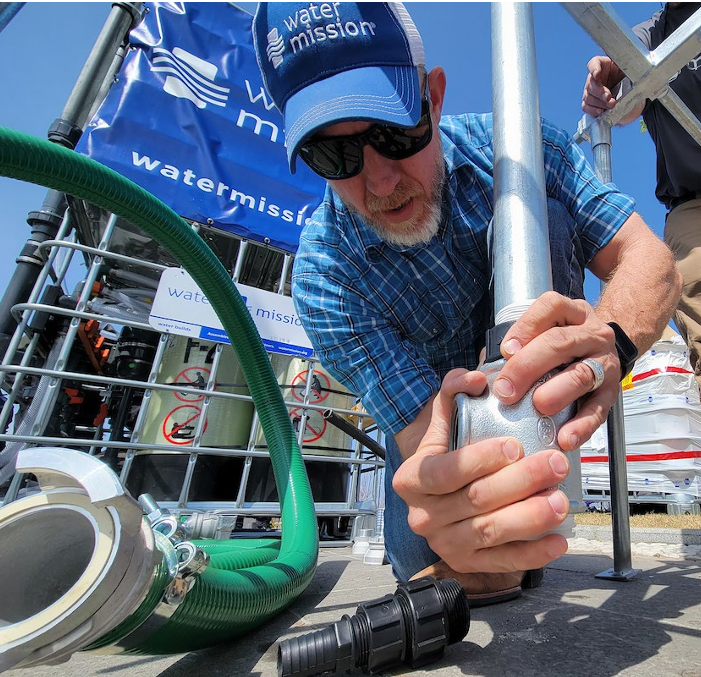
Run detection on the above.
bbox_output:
[664,198,701,390]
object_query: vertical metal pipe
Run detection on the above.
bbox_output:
[51,2,144,147]
[0,3,143,352]
[589,119,639,581]
[491,2,553,324]
[233,241,253,508]
[347,444,361,511]
[232,241,248,282]
[279,254,293,295]
[590,120,614,184]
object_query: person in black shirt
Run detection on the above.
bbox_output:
[582,3,701,390]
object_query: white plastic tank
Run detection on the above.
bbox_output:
[256,354,355,457]
[141,335,254,448]
[247,355,357,504]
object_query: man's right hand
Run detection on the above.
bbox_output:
[582,55,626,117]
[391,368,570,575]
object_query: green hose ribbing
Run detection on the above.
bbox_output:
[0,126,319,652]
[201,538,282,570]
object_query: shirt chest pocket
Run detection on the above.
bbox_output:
[388,289,456,347]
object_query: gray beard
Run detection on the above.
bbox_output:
[367,199,442,247]
[347,159,446,248]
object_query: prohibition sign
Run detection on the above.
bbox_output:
[163,404,208,445]
[289,407,326,443]
[290,369,331,404]
[174,367,210,402]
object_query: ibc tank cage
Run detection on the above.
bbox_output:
[0,197,385,542]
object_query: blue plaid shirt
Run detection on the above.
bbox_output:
[292,113,635,435]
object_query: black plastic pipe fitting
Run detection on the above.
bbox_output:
[278,576,470,676]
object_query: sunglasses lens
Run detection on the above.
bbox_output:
[299,138,362,180]
[372,123,431,159]
[371,100,432,160]
[299,99,432,180]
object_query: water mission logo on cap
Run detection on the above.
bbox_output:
[264,6,378,73]
[266,28,285,69]
[257,2,416,108]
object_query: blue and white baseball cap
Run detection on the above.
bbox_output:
[253,2,425,173]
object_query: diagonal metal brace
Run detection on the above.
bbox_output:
[564,2,701,144]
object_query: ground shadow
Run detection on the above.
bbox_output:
[382,552,701,677]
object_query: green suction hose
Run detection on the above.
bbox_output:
[0,126,319,652]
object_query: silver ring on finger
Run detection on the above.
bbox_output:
[581,357,605,392]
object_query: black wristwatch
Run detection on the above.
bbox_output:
[608,322,638,381]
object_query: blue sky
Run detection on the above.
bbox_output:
[0,2,666,306]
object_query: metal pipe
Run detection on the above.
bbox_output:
[0,2,143,355]
[450,3,583,529]
[589,119,613,185]
[491,2,552,324]
[323,410,386,460]
[588,118,639,581]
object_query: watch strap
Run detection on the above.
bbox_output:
[607,321,638,381]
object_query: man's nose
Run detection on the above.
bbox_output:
[362,145,401,197]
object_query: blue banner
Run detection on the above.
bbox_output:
[77,2,326,253]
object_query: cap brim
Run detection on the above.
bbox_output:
[283,65,422,174]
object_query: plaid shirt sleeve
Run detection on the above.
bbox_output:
[540,118,636,260]
[292,204,440,436]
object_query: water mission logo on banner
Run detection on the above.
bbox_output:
[152,46,231,109]
[76,2,325,253]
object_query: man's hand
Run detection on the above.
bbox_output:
[494,292,621,452]
[392,368,571,574]
[582,55,626,116]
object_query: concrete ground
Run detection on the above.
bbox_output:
[6,531,701,677]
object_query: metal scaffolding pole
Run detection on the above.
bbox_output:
[586,119,641,582]
[491,2,553,324]
[565,1,701,579]
[0,2,143,354]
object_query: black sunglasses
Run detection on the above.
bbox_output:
[298,98,433,180]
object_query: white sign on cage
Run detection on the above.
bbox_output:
[149,267,314,357]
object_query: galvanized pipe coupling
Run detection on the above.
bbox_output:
[451,323,584,536]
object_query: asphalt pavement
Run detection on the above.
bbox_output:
[6,527,701,677]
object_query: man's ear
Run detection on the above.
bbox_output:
[427,66,447,119]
